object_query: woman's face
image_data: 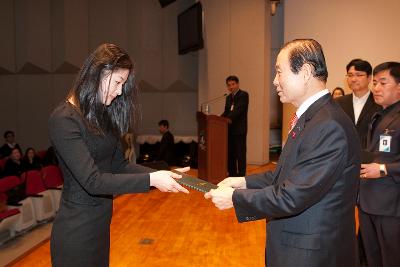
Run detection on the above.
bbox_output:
[27,149,35,159]
[332,89,344,99]
[100,68,130,106]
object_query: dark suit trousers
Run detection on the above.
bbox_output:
[228,133,246,177]
[359,209,400,267]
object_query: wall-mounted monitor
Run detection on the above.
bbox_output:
[177,2,204,55]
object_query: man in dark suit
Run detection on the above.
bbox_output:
[205,39,360,267]
[336,59,380,149]
[158,119,175,166]
[221,75,249,176]
[336,59,380,266]
[359,62,400,267]
[0,131,22,159]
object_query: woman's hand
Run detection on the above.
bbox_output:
[150,170,189,193]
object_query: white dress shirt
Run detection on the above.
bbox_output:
[296,89,330,119]
[353,91,370,124]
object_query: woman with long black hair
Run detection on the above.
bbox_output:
[49,43,189,267]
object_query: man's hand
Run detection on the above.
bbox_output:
[217,177,246,189]
[360,163,380,179]
[204,186,235,210]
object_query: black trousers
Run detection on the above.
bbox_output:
[227,133,246,177]
[359,209,400,267]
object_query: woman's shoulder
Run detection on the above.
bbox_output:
[48,102,84,132]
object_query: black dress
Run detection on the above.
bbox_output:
[48,102,153,267]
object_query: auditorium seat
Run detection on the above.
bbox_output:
[0,175,36,233]
[0,193,21,245]
[41,165,63,211]
[22,170,56,221]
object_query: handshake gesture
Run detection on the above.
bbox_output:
[204,177,246,210]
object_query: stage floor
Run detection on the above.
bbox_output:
[9,164,275,267]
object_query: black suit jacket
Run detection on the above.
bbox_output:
[359,100,400,217]
[232,94,360,267]
[336,92,380,149]
[159,131,175,165]
[221,89,249,135]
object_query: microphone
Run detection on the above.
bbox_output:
[200,93,228,114]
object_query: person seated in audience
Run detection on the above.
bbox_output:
[2,148,26,204]
[42,146,59,166]
[2,148,23,177]
[331,86,345,99]
[122,133,135,162]
[21,147,42,171]
[0,130,22,159]
[157,120,175,166]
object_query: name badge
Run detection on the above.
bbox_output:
[379,132,392,152]
[230,104,234,111]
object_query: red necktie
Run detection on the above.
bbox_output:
[289,113,298,132]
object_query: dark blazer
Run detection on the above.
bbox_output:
[359,100,400,217]
[2,159,23,177]
[159,131,175,165]
[232,95,360,267]
[48,102,154,267]
[336,92,380,149]
[0,143,22,158]
[222,89,249,135]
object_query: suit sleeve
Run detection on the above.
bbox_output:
[232,120,349,222]
[385,159,400,183]
[245,170,277,189]
[48,113,151,195]
[111,141,155,174]
[221,97,230,117]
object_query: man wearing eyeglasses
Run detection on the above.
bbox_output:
[336,59,380,149]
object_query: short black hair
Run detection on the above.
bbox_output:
[226,75,239,84]
[346,59,372,76]
[281,39,328,82]
[4,130,14,138]
[158,120,169,128]
[373,62,400,84]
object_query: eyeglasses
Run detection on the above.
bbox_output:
[346,73,367,78]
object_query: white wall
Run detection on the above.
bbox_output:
[0,0,198,151]
[282,0,400,141]
[199,0,271,165]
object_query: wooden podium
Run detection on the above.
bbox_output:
[197,111,229,184]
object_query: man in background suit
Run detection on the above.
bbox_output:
[359,62,400,267]
[221,75,249,177]
[158,120,175,166]
[336,59,380,149]
[206,39,360,267]
[336,59,380,266]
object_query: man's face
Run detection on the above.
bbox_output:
[10,149,21,161]
[273,49,307,107]
[372,70,400,109]
[5,133,15,143]
[347,66,371,94]
[226,80,239,93]
[159,125,168,134]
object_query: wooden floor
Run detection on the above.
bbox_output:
[11,164,276,267]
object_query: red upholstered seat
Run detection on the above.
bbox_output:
[0,176,21,193]
[21,170,46,195]
[41,165,63,188]
[0,208,20,220]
